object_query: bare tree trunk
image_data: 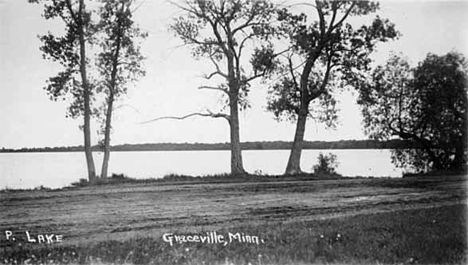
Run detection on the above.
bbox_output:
[78,0,96,182]
[285,57,315,175]
[83,86,96,182]
[100,94,113,179]
[83,88,96,182]
[229,95,246,174]
[285,105,309,174]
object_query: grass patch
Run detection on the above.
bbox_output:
[69,173,148,187]
[1,204,466,265]
[0,185,51,193]
[65,172,346,189]
[403,168,467,178]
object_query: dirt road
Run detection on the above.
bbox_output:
[1,176,466,246]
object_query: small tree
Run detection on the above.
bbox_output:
[358,52,468,172]
[31,0,98,182]
[312,152,339,176]
[96,0,146,178]
[265,1,398,174]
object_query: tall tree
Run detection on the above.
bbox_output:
[166,0,279,174]
[358,52,468,172]
[31,0,98,181]
[266,1,398,174]
[96,0,146,178]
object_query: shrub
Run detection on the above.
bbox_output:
[110,173,128,180]
[312,153,340,177]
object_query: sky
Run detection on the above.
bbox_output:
[0,0,467,149]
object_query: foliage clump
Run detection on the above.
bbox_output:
[358,52,467,173]
[312,152,340,178]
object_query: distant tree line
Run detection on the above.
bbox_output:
[0,139,420,153]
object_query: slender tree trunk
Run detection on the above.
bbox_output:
[83,87,96,182]
[100,1,124,179]
[100,94,113,179]
[229,94,246,175]
[83,84,96,182]
[285,104,309,174]
[78,0,96,182]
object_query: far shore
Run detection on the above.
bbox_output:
[0,139,418,153]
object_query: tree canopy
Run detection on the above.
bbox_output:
[358,52,468,172]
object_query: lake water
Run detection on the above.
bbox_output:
[0,149,403,189]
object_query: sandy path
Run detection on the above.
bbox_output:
[0,176,466,245]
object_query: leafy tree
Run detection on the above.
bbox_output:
[30,0,98,182]
[265,1,398,174]
[358,52,468,172]
[96,0,146,178]
[165,0,280,174]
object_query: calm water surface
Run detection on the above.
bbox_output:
[0,150,403,189]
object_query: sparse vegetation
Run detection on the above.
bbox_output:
[64,172,344,189]
[312,153,341,178]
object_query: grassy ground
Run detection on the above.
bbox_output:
[0,175,466,264]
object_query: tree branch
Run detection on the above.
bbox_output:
[288,55,299,91]
[245,70,266,83]
[209,20,229,54]
[330,2,356,32]
[64,0,77,23]
[182,35,222,46]
[204,70,228,80]
[205,53,228,79]
[237,32,256,60]
[206,109,231,121]
[198,85,229,95]
[114,104,141,114]
[140,110,230,124]
[320,47,334,91]
[231,7,257,36]
[328,2,339,32]
[315,0,326,35]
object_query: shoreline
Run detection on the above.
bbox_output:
[2,171,466,192]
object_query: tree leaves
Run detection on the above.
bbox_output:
[358,52,468,171]
[266,0,398,132]
[250,44,280,78]
[96,0,146,99]
[35,0,146,122]
[267,77,301,121]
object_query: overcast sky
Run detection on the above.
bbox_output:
[1,0,467,149]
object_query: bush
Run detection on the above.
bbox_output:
[110,173,128,180]
[312,153,340,177]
